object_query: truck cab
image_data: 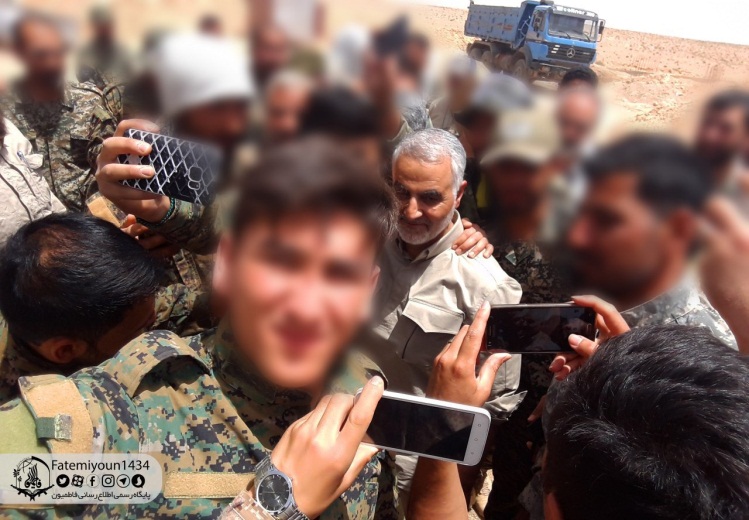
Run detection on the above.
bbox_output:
[465,1,605,82]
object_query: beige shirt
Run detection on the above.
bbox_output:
[371,212,524,418]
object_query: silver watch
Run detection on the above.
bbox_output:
[254,456,309,520]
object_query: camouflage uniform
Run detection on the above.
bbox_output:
[513,277,739,520]
[0,283,214,404]
[0,324,400,519]
[620,277,737,349]
[1,81,117,212]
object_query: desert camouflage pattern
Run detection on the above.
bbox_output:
[0,324,400,519]
[621,277,738,350]
[1,82,116,212]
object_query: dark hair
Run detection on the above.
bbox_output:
[545,325,749,520]
[560,67,599,89]
[705,89,749,130]
[233,137,397,250]
[0,213,162,347]
[12,12,63,49]
[301,87,379,139]
[584,134,711,213]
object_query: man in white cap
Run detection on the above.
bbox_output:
[90,33,256,331]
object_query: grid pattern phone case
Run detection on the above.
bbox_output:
[117,129,222,206]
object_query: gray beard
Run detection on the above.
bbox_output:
[397,211,455,246]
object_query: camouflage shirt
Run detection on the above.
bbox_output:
[1,81,116,212]
[0,283,213,404]
[0,323,399,519]
[621,277,738,350]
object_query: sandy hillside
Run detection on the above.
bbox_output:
[16,0,749,131]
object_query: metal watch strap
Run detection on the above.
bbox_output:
[254,456,310,520]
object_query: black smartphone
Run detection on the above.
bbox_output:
[485,304,596,354]
[118,129,222,206]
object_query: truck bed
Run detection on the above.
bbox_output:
[464,4,522,44]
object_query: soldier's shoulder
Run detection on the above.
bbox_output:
[86,329,215,397]
[330,349,388,394]
[68,81,104,97]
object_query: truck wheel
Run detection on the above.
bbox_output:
[481,50,494,70]
[469,46,483,61]
[511,56,531,83]
[497,54,514,73]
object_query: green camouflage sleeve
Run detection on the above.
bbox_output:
[153,283,215,337]
[144,194,230,255]
[87,99,118,170]
[374,452,402,520]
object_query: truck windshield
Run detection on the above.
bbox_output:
[548,14,597,42]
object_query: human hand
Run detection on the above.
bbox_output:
[453,219,494,258]
[120,215,180,258]
[699,197,749,353]
[427,302,512,407]
[548,295,630,381]
[269,377,385,518]
[95,119,171,223]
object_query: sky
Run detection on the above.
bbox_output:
[410,0,749,45]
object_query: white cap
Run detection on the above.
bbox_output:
[150,33,255,117]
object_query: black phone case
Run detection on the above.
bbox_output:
[117,129,221,206]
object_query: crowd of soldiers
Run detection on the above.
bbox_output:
[0,3,749,520]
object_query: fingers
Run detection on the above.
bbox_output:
[572,295,630,336]
[456,301,491,365]
[476,352,512,395]
[339,376,384,448]
[113,119,160,138]
[337,444,380,496]
[97,136,153,167]
[568,334,598,359]
[138,233,169,251]
[703,197,745,235]
[527,395,546,423]
[452,226,477,255]
[318,394,355,433]
[482,241,495,259]
[307,395,333,429]
[549,353,577,374]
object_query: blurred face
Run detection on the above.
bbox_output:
[92,21,114,42]
[265,85,310,144]
[402,40,429,76]
[486,159,548,215]
[217,212,379,389]
[178,99,250,154]
[393,154,463,246]
[343,137,382,173]
[557,91,599,152]
[696,107,746,166]
[464,112,496,158]
[16,20,67,87]
[567,173,679,299]
[253,28,292,84]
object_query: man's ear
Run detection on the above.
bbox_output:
[668,207,698,245]
[544,491,565,520]
[212,233,234,299]
[36,338,89,365]
[455,180,468,207]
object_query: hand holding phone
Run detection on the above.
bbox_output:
[118,129,221,206]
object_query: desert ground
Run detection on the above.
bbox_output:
[14,0,749,134]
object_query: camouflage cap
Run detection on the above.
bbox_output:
[481,104,559,166]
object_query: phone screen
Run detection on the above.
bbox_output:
[366,395,475,461]
[486,305,596,354]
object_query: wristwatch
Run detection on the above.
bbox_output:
[253,456,310,520]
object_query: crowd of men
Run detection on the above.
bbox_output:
[0,3,749,520]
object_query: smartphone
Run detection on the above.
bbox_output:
[485,304,597,354]
[118,129,222,206]
[362,390,491,466]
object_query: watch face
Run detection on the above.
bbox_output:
[257,474,291,513]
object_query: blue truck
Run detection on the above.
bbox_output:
[465,0,605,82]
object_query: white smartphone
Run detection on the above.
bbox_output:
[361,390,492,466]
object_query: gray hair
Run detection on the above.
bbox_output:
[264,69,314,97]
[393,128,467,194]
